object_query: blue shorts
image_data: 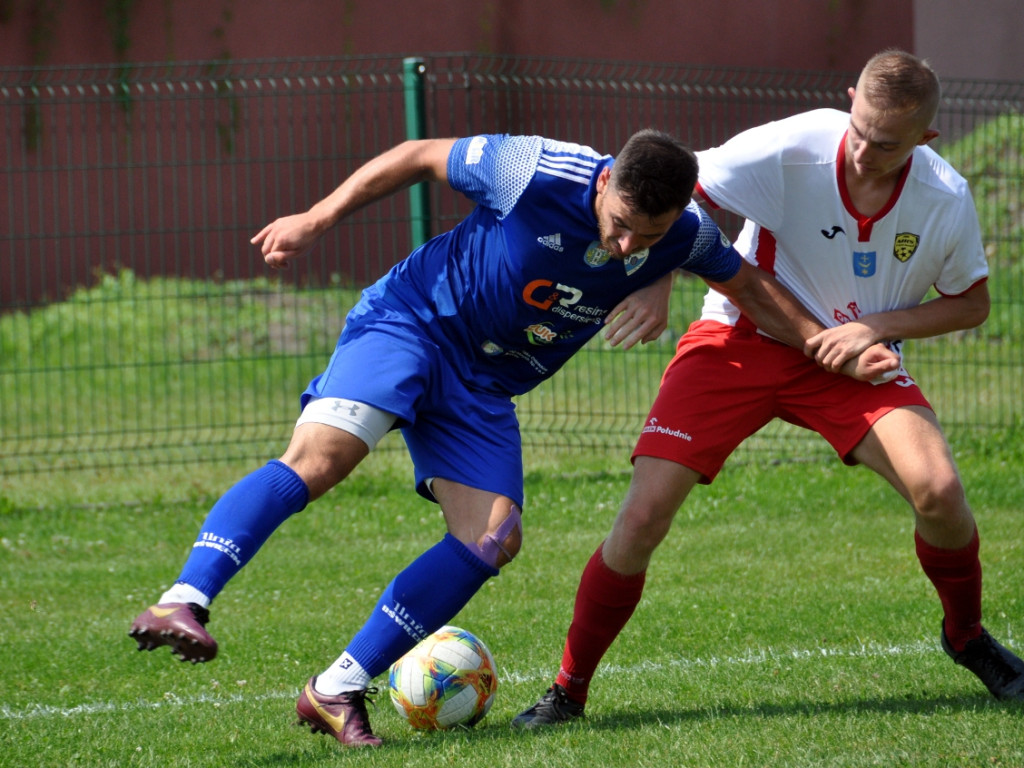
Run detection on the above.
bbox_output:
[301,311,524,507]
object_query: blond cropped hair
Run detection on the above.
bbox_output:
[857,49,941,128]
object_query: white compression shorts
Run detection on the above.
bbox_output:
[294,397,397,451]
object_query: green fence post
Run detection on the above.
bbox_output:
[403,57,431,248]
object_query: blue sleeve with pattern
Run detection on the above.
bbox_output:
[679,202,743,283]
[447,135,544,218]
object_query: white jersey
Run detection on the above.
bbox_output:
[696,109,988,337]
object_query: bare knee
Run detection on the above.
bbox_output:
[910,469,967,521]
[603,502,676,574]
[602,455,695,571]
[909,470,975,549]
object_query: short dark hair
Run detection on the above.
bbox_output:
[610,129,697,218]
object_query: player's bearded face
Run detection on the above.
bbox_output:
[595,179,678,259]
[596,214,627,260]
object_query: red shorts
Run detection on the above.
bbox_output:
[632,320,931,482]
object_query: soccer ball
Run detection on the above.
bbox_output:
[388,625,498,730]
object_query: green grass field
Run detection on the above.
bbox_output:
[2,448,1023,768]
[2,111,1023,766]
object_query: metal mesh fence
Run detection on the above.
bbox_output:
[2,55,1022,475]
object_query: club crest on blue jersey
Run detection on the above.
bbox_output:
[583,242,611,268]
[623,248,649,275]
[853,251,876,278]
[893,233,920,263]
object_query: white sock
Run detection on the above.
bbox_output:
[314,653,372,695]
[158,583,211,608]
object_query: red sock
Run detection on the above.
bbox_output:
[554,545,646,704]
[915,528,982,651]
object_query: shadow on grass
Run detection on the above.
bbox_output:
[577,691,1024,733]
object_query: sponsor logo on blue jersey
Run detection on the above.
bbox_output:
[521,278,604,326]
[523,279,582,310]
[526,322,558,344]
[537,233,564,252]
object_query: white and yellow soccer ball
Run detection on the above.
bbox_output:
[388,625,498,730]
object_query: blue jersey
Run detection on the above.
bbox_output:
[346,134,741,397]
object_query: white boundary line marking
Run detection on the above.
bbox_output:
[0,691,296,721]
[2,639,949,721]
[503,638,943,684]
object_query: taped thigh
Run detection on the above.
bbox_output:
[295,397,397,451]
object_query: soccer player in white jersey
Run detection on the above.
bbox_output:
[128,129,893,747]
[515,50,1024,728]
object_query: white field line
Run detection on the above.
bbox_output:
[1,638,950,722]
[502,638,944,684]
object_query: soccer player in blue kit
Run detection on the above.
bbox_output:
[128,130,896,747]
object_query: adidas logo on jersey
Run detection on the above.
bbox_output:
[537,233,564,252]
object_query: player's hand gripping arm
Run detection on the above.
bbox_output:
[806,282,990,372]
[603,271,675,350]
[252,138,457,269]
[708,260,901,382]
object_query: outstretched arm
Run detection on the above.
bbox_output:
[708,260,901,382]
[252,138,457,269]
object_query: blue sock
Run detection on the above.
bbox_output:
[177,460,309,600]
[345,534,498,678]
